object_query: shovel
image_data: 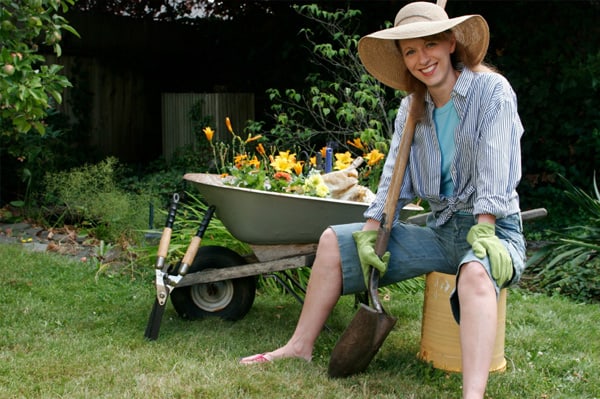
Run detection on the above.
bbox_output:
[328,114,416,378]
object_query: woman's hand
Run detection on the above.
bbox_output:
[467,222,514,287]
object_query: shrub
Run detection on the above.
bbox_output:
[525,174,600,303]
[42,157,151,244]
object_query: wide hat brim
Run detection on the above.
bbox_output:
[358,13,489,91]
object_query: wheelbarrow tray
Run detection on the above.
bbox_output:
[184,173,373,245]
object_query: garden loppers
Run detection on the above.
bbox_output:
[144,193,179,340]
[144,203,216,340]
[328,114,416,378]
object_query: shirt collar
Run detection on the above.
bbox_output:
[425,67,475,115]
[424,67,474,105]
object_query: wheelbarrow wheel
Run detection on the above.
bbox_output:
[171,246,256,321]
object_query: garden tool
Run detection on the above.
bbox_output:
[144,201,216,340]
[144,193,179,340]
[328,114,416,378]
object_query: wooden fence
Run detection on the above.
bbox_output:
[161,93,255,162]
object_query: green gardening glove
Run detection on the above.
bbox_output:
[466,223,514,287]
[352,230,391,289]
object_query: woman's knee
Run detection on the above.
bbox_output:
[458,261,494,295]
[318,227,338,249]
[314,228,342,265]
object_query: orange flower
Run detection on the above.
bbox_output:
[245,134,263,143]
[273,171,292,182]
[225,117,233,133]
[234,154,248,168]
[247,156,261,169]
[293,162,304,175]
[347,138,365,151]
[203,126,214,142]
[256,143,266,156]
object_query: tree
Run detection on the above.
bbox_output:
[248,4,402,190]
[0,0,79,136]
[73,0,278,22]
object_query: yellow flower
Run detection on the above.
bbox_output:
[347,138,365,151]
[225,117,234,133]
[270,151,297,173]
[203,126,215,142]
[309,156,317,166]
[303,172,330,198]
[364,149,385,166]
[315,183,330,198]
[304,173,321,187]
[334,151,354,170]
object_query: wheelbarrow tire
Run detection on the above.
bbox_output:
[170,246,256,321]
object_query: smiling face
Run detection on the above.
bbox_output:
[399,33,458,96]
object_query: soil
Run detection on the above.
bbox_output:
[0,220,124,264]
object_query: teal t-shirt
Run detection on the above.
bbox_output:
[433,99,458,197]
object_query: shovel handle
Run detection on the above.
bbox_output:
[368,268,384,313]
[370,113,416,310]
[374,114,416,258]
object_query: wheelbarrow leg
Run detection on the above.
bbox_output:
[266,272,307,305]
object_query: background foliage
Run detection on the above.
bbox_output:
[0,0,81,206]
[465,1,600,222]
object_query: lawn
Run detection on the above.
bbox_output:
[1,244,598,399]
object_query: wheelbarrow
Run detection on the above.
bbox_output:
[160,173,423,325]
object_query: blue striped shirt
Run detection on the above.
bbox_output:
[364,68,523,226]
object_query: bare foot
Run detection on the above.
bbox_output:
[239,345,312,365]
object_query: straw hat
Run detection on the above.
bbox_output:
[358,0,489,91]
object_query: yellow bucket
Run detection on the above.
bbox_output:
[418,272,507,373]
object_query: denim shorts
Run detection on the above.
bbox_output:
[331,212,526,323]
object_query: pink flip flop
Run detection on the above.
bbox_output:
[239,353,273,365]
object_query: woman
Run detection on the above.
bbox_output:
[241,1,525,398]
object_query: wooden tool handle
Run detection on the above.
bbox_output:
[156,193,179,260]
[374,114,416,257]
[179,206,216,275]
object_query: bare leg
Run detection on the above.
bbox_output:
[458,261,497,399]
[240,228,343,363]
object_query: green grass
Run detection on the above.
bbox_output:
[1,244,598,399]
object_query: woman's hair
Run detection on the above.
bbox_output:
[398,31,495,121]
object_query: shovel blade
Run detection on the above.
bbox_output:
[328,303,397,378]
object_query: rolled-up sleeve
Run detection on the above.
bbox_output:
[473,78,523,217]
